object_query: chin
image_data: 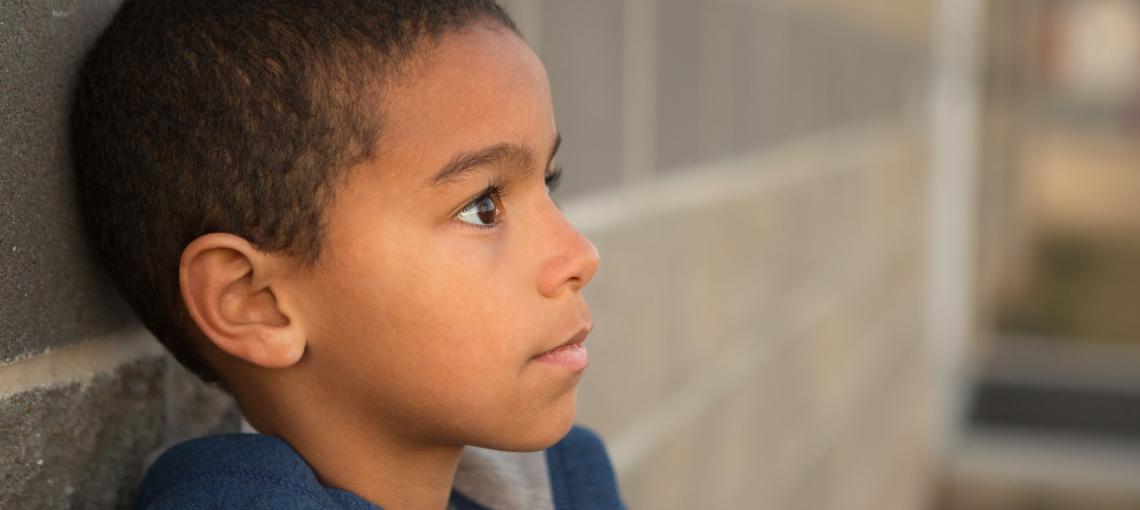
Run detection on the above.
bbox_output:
[478,393,578,452]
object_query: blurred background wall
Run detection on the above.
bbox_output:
[496,0,970,508]
[943,1,1140,509]
[6,0,1139,508]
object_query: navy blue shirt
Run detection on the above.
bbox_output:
[135,425,626,509]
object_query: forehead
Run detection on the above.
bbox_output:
[370,25,555,186]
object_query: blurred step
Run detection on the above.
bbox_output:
[941,338,1140,510]
[940,427,1140,510]
[970,336,1140,440]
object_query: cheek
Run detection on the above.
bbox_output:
[304,226,580,445]
[336,235,531,366]
[315,222,545,364]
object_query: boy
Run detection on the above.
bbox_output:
[69,0,623,508]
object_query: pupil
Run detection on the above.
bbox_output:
[476,197,495,224]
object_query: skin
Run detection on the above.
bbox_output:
[178,23,600,510]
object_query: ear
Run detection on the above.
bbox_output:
[179,233,306,369]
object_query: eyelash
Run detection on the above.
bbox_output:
[545,165,563,194]
[455,165,564,230]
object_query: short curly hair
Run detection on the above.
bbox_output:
[70,0,518,385]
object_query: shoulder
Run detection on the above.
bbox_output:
[545,425,627,510]
[134,434,377,510]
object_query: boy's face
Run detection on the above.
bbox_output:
[287,25,599,450]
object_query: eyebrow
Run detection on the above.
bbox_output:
[427,133,562,187]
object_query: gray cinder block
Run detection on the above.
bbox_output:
[0,356,164,510]
[0,0,134,362]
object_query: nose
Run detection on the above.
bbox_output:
[536,208,600,298]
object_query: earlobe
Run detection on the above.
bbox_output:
[180,233,307,370]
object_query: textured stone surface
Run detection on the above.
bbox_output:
[0,0,134,362]
[0,349,239,509]
[0,356,165,510]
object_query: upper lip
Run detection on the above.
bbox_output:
[536,324,592,357]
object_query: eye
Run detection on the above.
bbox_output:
[545,165,563,194]
[456,188,501,228]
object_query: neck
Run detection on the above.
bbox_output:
[296,429,463,510]
[236,381,464,510]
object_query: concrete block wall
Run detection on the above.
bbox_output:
[564,124,939,510]
[1,0,962,508]
[499,0,950,508]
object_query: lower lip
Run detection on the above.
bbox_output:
[532,343,589,372]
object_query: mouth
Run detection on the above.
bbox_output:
[531,325,591,372]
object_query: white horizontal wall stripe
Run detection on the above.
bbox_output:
[0,326,163,399]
